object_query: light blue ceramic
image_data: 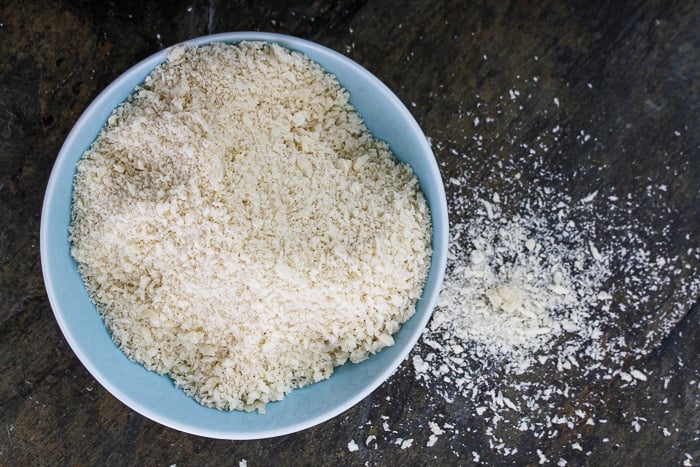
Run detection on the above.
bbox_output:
[40,32,448,439]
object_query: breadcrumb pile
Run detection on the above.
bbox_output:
[69,41,431,411]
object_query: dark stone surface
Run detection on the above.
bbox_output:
[1,0,698,465]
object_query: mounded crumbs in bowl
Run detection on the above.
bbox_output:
[69,41,432,412]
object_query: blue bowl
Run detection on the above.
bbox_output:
[40,32,448,439]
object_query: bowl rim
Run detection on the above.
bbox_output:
[40,31,448,439]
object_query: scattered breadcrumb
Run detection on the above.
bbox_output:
[407,72,700,460]
[349,67,698,462]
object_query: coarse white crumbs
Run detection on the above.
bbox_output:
[365,435,377,448]
[347,440,359,452]
[428,195,610,364]
[70,42,432,412]
[404,70,699,460]
[426,435,439,447]
[426,420,445,447]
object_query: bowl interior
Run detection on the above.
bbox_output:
[40,32,448,439]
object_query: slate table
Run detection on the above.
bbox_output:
[1,1,698,465]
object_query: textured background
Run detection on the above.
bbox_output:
[1,1,698,465]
